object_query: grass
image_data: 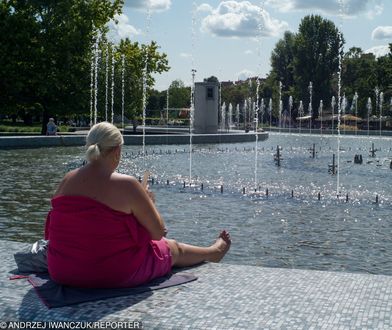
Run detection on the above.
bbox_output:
[0,121,70,133]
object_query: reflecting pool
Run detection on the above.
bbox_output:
[1,133,392,275]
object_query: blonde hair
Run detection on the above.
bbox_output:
[85,122,124,162]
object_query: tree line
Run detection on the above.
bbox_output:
[151,15,392,123]
[0,0,169,133]
[1,5,391,133]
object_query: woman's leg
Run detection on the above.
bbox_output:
[165,230,231,267]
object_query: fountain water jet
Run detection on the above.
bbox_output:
[110,48,115,124]
[336,1,344,197]
[189,68,196,185]
[367,97,372,137]
[331,96,336,134]
[353,92,358,135]
[228,103,233,131]
[260,98,265,130]
[221,102,226,131]
[93,33,100,125]
[141,9,152,158]
[319,100,323,135]
[298,100,303,134]
[308,81,313,133]
[89,41,95,126]
[288,96,293,133]
[278,81,282,132]
[105,45,109,122]
[121,54,125,130]
[268,98,272,129]
[379,91,384,136]
[341,94,347,135]
[254,78,260,190]
[236,104,240,128]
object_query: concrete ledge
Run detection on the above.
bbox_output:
[265,127,392,136]
[0,132,268,149]
[1,240,392,328]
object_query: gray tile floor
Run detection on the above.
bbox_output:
[1,239,392,329]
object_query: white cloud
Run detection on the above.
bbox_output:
[244,49,253,55]
[179,52,192,58]
[366,4,383,19]
[372,26,392,40]
[108,14,141,43]
[124,0,171,11]
[237,69,254,80]
[265,0,383,17]
[196,4,213,13]
[364,45,390,58]
[200,1,288,38]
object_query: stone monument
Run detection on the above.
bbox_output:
[193,82,219,134]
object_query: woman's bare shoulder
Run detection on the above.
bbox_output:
[53,168,80,197]
[111,173,140,188]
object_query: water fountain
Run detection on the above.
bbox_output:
[353,92,358,135]
[336,13,344,197]
[278,81,282,132]
[93,34,100,125]
[308,81,313,133]
[3,0,392,286]
[260,98,265,129]
[254,78,260,190]
[228,103,233,132]
[121,54,125,130]
[268,98,272,129]
[88,33,101,126]
[141,9,152,158]
[220,102,226,131]
[236,104,240,128]
[141,64,148,157]
[379,91,384,136]
[298,100,304,134]
[110,49,115,124]
[89,42,95,127]
[367,97,372,137]
[288,96,293,133]
[105,45,109,122]
[341,93,347,134]
[189,68,196,185]
[331,96,336,134]
[319,100,323,135]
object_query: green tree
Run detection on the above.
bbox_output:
[342,48,377,117]
[270,31,296,94]
[111,39,169,121]
[204,76,219,83]
[0,0,124,133]
[167,80,190,109]
[293,15,342,117]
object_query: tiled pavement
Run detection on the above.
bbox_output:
[1,240,392,329]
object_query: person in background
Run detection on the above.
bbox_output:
[46,118,57,136]
[45,122,231,288]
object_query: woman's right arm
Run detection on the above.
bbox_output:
[125,176,166,240]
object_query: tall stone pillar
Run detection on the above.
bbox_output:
[193,82,219,134]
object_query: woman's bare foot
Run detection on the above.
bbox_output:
[207,230,231,262]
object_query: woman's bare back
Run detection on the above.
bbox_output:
[54,165,133,214]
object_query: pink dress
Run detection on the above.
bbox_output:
[45,195,172,288]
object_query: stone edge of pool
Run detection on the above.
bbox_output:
[1,239,392,328]
[0,132,268,149]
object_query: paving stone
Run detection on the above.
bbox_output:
[1,240,392,329]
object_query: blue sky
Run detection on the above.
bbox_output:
[108,0,392,91]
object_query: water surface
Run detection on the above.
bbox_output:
[1,133,391,275]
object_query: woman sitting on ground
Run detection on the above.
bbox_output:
[45,122,231,288]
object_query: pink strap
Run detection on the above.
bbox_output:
[9,275,30,280]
